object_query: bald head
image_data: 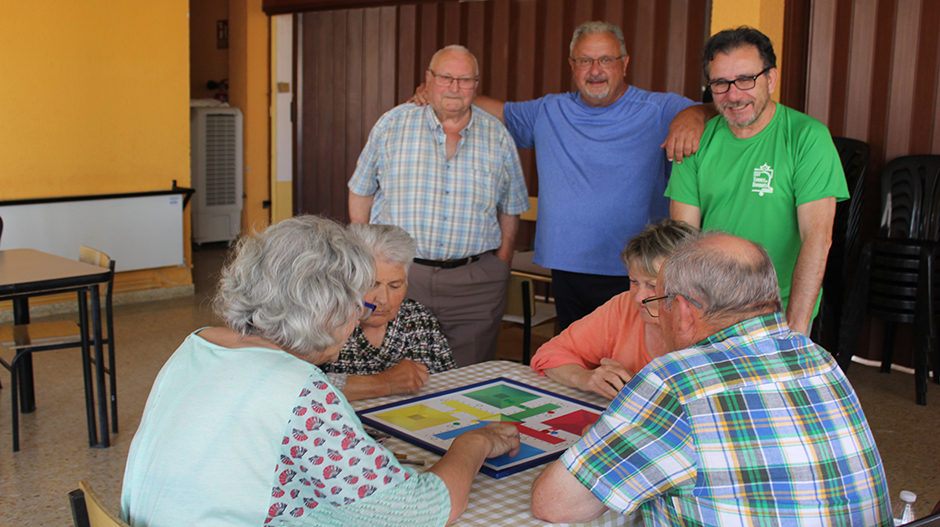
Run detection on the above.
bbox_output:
[660,232,782,325]
[429,45,479,76]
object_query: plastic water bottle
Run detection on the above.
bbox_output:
[893,490,916,526]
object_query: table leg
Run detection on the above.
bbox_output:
[90,285,110,448]
[78,289,99,448]
[12,298,36,413]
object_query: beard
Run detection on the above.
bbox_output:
[718,92,770,129]
[581,75,610,100]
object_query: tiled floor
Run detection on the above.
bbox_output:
[1,245,938,526]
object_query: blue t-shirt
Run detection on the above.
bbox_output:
[503,87,694,275]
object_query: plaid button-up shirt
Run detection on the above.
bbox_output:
[348,103,528,261]
[563,313,892,526]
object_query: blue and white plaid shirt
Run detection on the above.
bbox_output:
[348,103,528,260]
[563,313,892,526]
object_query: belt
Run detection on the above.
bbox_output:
[413,253,485,269]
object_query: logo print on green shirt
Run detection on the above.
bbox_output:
[751,164,774,196]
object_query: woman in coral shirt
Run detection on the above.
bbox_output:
[530,219,698,399]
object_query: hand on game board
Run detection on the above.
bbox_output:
[465,422,522,459]
[430,422,522,524]
[576,358,632,400]
[378,359,429,396]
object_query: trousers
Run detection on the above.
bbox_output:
[407,252,510,367]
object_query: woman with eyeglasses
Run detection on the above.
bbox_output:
[530,219,698,399]
[121,216,519,527]
[319,223,455,401]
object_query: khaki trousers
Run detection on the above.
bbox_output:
[407,252,510,367]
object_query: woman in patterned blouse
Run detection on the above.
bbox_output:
[121,216,519,527]
[320,224,456,401]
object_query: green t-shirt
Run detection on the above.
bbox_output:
[665,104,848,316]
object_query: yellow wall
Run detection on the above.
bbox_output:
[710,0,786,102]
[229,0,271,234]
[0,0,193,304]
[0,1,190,198]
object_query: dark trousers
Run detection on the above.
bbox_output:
[552,269,631,330]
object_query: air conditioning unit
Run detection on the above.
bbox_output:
[190,107,243,244]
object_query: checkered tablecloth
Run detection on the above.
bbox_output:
[351,361,641,527]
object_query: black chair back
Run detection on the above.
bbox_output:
[833,137,871,260]
[813,137,870,348]
[879,155,940,240]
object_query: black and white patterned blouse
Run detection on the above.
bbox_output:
[320,299,455,383]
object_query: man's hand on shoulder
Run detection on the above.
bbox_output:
[662,104,715,163]
[409,83,431,106]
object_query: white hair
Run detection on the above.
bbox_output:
[661,232,782,321]
[570,21,627,57]
[429,44,479,76]
[214,216,374,358]
[346,223,417,275]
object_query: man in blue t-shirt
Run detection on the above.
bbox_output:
[417,21,714,330]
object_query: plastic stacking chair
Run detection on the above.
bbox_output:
[69,479,131,527]
[503,274,557,365]
[838,155,940,405]
[0,246,117,451]
[812,137,871,349]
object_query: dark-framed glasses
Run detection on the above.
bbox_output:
[428,69,478,89]
[359,301,376,322]
[641,293,703,318]
[570,55,623,70]
[706,66,772,94]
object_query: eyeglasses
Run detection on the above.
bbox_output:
[427,70,479,89]
[641,294,703,318]
[570,55,624,70]
[706,67,772,94]
[359,301,376,322]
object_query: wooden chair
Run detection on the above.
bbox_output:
[503,274,557,365]
[504,197,556,363]
[0,246,117,450]
[69,479,131,527]
[510,196,553,287]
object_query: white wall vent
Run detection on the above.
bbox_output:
[190,107,243,244]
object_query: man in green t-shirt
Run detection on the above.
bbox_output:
[665,27,847,335]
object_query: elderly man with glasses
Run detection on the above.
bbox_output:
[667,27,848,335]
[531,232,891,525]
[413,21,715,332]
[349,45,529,367]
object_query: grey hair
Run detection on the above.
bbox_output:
[214,216,375,358]
[661,231,782,322]
[620,219,699,277]
[346,223,417,275]
[570,21,628,58]
[429,44,479,76]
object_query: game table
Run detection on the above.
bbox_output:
[351,360,640,526]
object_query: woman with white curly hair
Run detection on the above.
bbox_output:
[121,216,519,527]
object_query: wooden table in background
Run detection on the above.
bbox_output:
[0,248,113,448]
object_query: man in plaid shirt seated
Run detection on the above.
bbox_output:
[531,232,892,526]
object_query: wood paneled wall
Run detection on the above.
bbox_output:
[801,0,940,179]
[294,0,710,220]
[791,0,940,363]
